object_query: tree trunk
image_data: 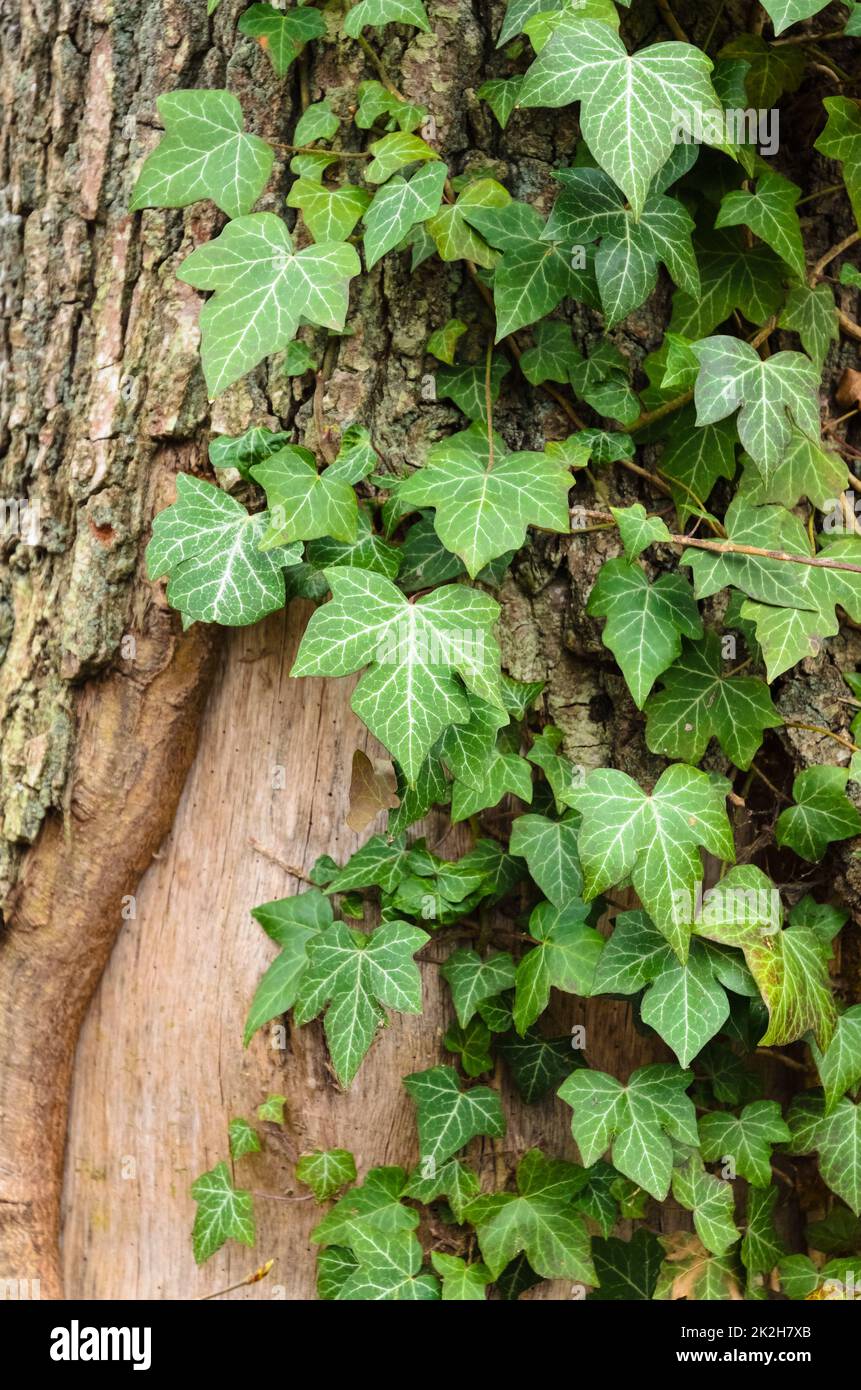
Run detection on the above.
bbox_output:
[1,0,858,1299]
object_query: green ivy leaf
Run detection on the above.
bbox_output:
[228,1117,262,1159]
[739,426,847,510]
[611,503,671,562]
[293,919,429,1084]
[718,35,804,108]
[435,353,510,421]
[644,630,782,770]
[519,21,725,218]
[568,764,733,960]
[130,90,274,219]
[294,100,340,144]
[210,424,293,478]
[363,161,447,268]
[344,0,431,38]
[587,557,703,709]
[238,4,326,75]
[513,900,604,1034]
[509,812,583,906]
[464,1148,596,1283]
[296,1149,358,1202]
[257,1094,287,1122]
[450,748,533,820]
[403,1158,481,1221]
[177,214,360,396]
[499,1028,583,1103]
[366,131,440,183]
[441,948,517,1027]
[311,1165,416,1245]
[444,1017,494,1076]
[588,1229,662,1300]
[811,1005,861,1114]
[430,1252,492,1300]
[559,1063,698,1200]
[815,97,861,227]
[742,1184,785,1276]
[146,474,301,627]
[672,1154,740,1256]
[191,1162,255,1264]
[427,178,510,270]
[251,443,373,546]
[426,318,468,365]
[699,1101,790,1187]
[336,1228,440,1300]
[403,1064,505,1166]
[292,568,504,780]
[477,76,523,129]
[715,171,806,280]
[779,281,838,370]
[775,766,861,862]
[759,0,831,36]
[669,229,784,339]
[788,1092,861,1217]
[355,80,427,133]
[398,422,574,577]
[286,177,371,242]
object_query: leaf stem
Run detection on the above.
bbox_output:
[356,33,405,99]
[656,0,691,42]
[809,230,860,286]
[782,720,859,753]
[485,338,495,472]
[197,1260,275,1301]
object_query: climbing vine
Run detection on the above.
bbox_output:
[134,0,861,1301]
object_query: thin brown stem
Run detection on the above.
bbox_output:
[197,1260,275,1301]
[810,231,860,286]
[783,720,859,753]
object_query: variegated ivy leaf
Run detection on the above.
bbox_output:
[787,1092,861,1216]
[519,21,725,219]
[612,503,670,562]
[592,909,750,1067]
[430,1252,492,1300]
[644,630,782,770]
[343,0,431,38]
[146,474,301,627]
[460,199,599,336]
[587,557,703,709]
[509,811,583,906]
[672,1155,740,1256]
[588,1229,662,1301]
[779,281,838,370]
[526,724,585,811]
[426,318,468,365]
[775,765,861,863]
[759,0,831,36]
[427,178,510,271]
[398,422,575,578]
[692,336,820,482]
[238,3,326,75]
[363,161,447,268]
[294,100,340,145]
[355,81,427,134]
[718,34,804,109]
[715,171,806,280]
[436,692,508,789]
[325,833,413,893]
[654,1232,743,1300]
[257,1093,287,1122]
[568,764,734,961]
[130,90,274,220]
[811,1005,861,1114]
[693,864,837,1049]
[519,319,580,385]
[251,440,375,546]
[669,229,784,340]
[293,919,429,1085]
[513,900,604,1035]
[496,0,622,47]
[191,1162,255,1264]
[698,1101,790,1187]
[816,98,861,227]
[543,167,699,325]
[450,747,533,822]
[739,426,847,510]
[464,1149,597,1284]
[559,1063,698,1200]
[177,214,360,396]
[403,1064,505,1166]
[286,177,371,242]
[302,507,403,582]
[366,131,440,183]
[441,948,517,1027]
[296,1149,357,1202]
[209,424,292,479]
[291,568,505,780]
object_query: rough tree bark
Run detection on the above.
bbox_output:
[0,0,858,1298]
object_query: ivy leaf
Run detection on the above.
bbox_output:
[559,1063,698,1200]
[251,444,372,546]
[513,900,604,1034]
[779,281,838,370]
[519,20,725,218]
[130,90,274,219]
[592,910,742,1067]
[612,503,670,562]
[294,100,340,145]
[402,1158,481,1222]
[311,1165,417,1245]
[739,426,847,510]
[337,1228,440,1300]
[367,131,440,183]
[715,171,806,280]
[587,557,703,709]
[787,1094,861,1215]
[464,1148,597,1284]
[286,177,371,242]
[742,1184,784,1276]
[426,318,468,365]
[654,1231,743,1300]
[669,229,784,340]
[811,1005,861,1114]
[363,161,447,268]
[430,1252,492,1300]
[444,1017,494,1076]
[437,691,509,789]
[499,1029,583,1103]
[692,336,820,481]
[228,1117,262,1159]
[325,834,411,893]
[659,410,737,524]
[644,631,782,770]
[776,766,861,862]
[293,919,429,1085]
[398,422,574,577]
[718,34,804,108]
[568,764,733,961]
[210,424,292,479]
[435,353,510,421]
[477,76,523,129]
[817,98,861,227]
[451,748,532,821]
[291,568,504,780]
[403,1065,505,1166]
[441,948,517,1027]
[672,1155,740,1256]
[146,474,301,627]
[588,1229,663,1300]
[698,1100,790,1187]
[355,80,427,133]
[344,0,431,38]
[177,214,360,396]
[304,508,403,583]
[759,0,832,36]
[463,199,598,335]
[238,4,326,75]
[520,320,580,385]
[296,1149,358,1202]
[257,1094,287,1122]
[509,812,583,907]
[191,1162,255,1264]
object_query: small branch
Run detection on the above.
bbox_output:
[197,1260,274,1301]
[783,720,859,754]
[629,389,693,432]
[810,231,860,286]
[356,33,405,100]
[656,0,690,41]
[756,1047,807,1072]
[248,837,315,884]
[838,308,861,342]
[749,761,791,805]
[773,28,850,44]
[796,182,844,207]
[272,141,372,159]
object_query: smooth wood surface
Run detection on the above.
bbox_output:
[62,602,685,1301]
